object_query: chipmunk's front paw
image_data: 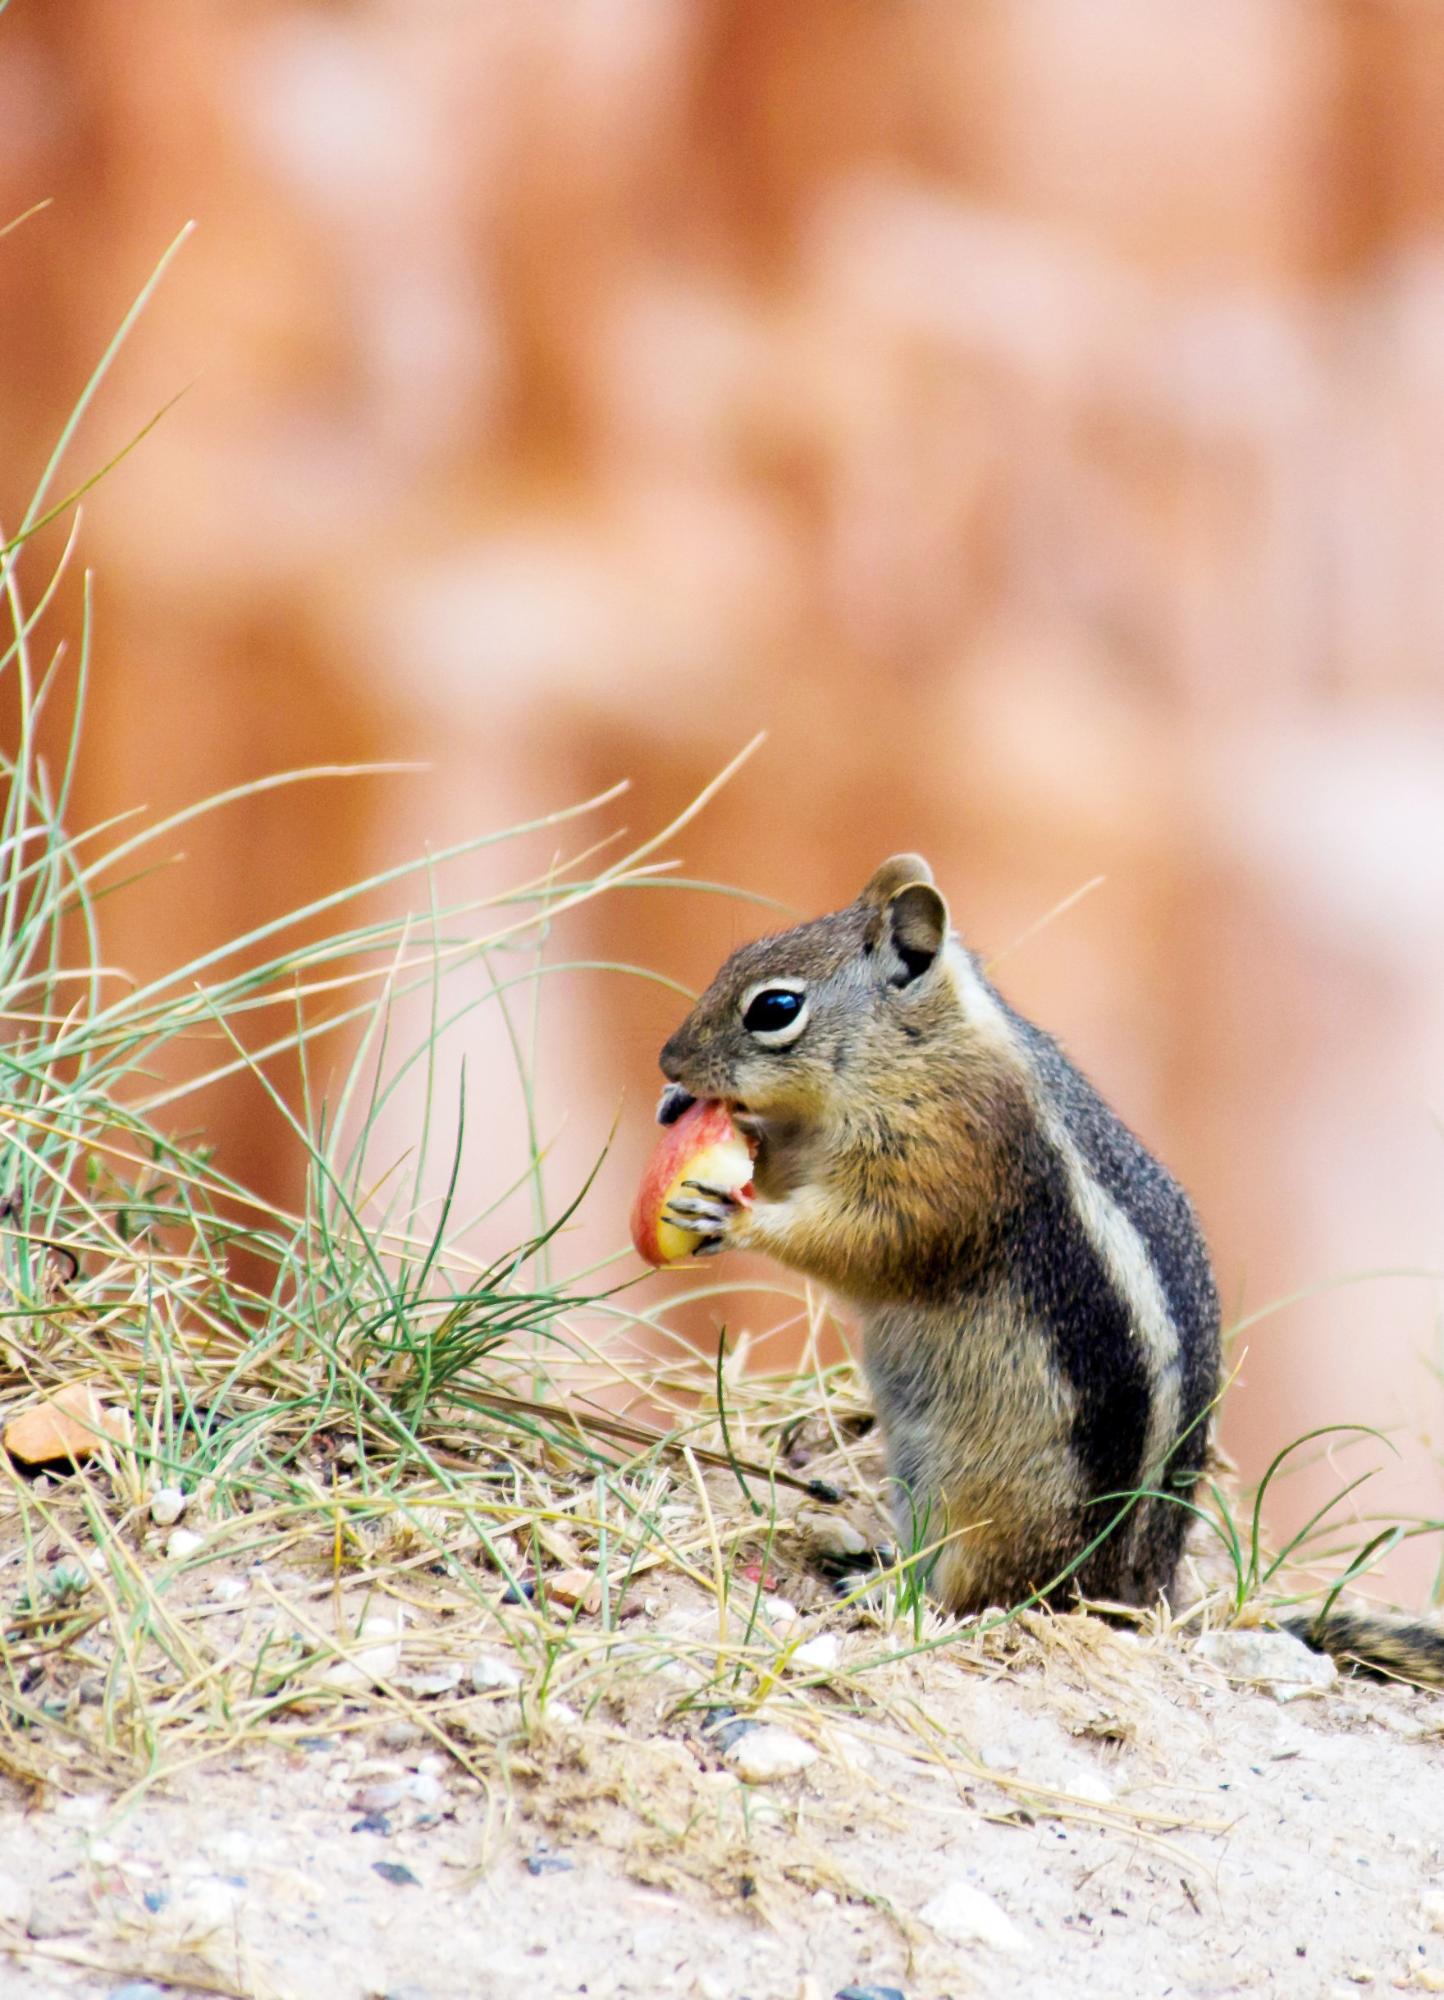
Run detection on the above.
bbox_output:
[662,1179,751,1259]
[818,1546,898,1607]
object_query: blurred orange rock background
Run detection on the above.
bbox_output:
[2,2,1441,1595]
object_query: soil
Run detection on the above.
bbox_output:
[3,1605,1443,2000]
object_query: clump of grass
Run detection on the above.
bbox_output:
[0,236,816,1804]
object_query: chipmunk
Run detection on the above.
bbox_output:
[654,855,1444,1684]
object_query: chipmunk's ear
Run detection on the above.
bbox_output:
[860,854,934,908]
[861,857,949,987]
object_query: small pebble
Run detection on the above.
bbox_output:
[703,1710,752,1752]
[174,1877,243,1931]
[919,1880,1030,1954]
[354,1782,407,1813]
[1193,1629,1337,1701]
[25,1895,77,1940]
[109,1985,168,2000]
[351,1812,392,1836]
[209,1575,247,1603]
[724,1725,817,1784]
[812,1889,837,1908]
[372,1862,419,1888]
[390,1663,463,1699]
[148,1488,187,1528]
[792,1633,841,1672]
[466,1653,523,1692]
[977,1743,1020,1772]
[0,1871,28,1926]
[379,1719,422,1750]
[525,1855,573,1876]
[165,1527,205,1563]
[546,1569,601,1613]
[835,1988,906,2000]
[763,1595,800,1627]
[327,1613,403,1691]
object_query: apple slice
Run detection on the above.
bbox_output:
[631,1097,755,1267]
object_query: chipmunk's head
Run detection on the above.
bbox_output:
[657,855,954,1146]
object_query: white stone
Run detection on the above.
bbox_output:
[920,1879,1031,1954]
[165,1527,205,1562]
[724,1725,818,1784]
[173,1876,244,1936]
[1194,1629,1338,1700]
[209,1575,246,1603]
[54,1793,104,1823]
[762,1595,800,1627]
[354,1780,407,1813]
[977,1742,1020,1772]
[391,1662,463,1698]
[466,1653,523,1691]
[1028,1758,1115,1806]
[0,1870,29,1926]
[791,1633,841,1672]
[326,1612,404,1691]
[148,1487,187,1528]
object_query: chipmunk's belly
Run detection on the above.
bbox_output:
[858,1293,1084,1606]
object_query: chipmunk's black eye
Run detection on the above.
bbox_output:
[741,984,809,1046]
[744,989,800,1033]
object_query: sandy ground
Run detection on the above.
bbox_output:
[3,1613,1443,2000]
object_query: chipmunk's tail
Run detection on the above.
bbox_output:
[1284,1607,1444,1686]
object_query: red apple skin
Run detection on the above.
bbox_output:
[631,1098,755,1266]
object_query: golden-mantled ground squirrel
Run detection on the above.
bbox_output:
[654,855,1444,1682]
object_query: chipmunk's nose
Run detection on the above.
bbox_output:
[659,1030,690,1085]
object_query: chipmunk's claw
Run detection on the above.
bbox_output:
[680,1177,744,1204]
[666,1184,740,1235]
